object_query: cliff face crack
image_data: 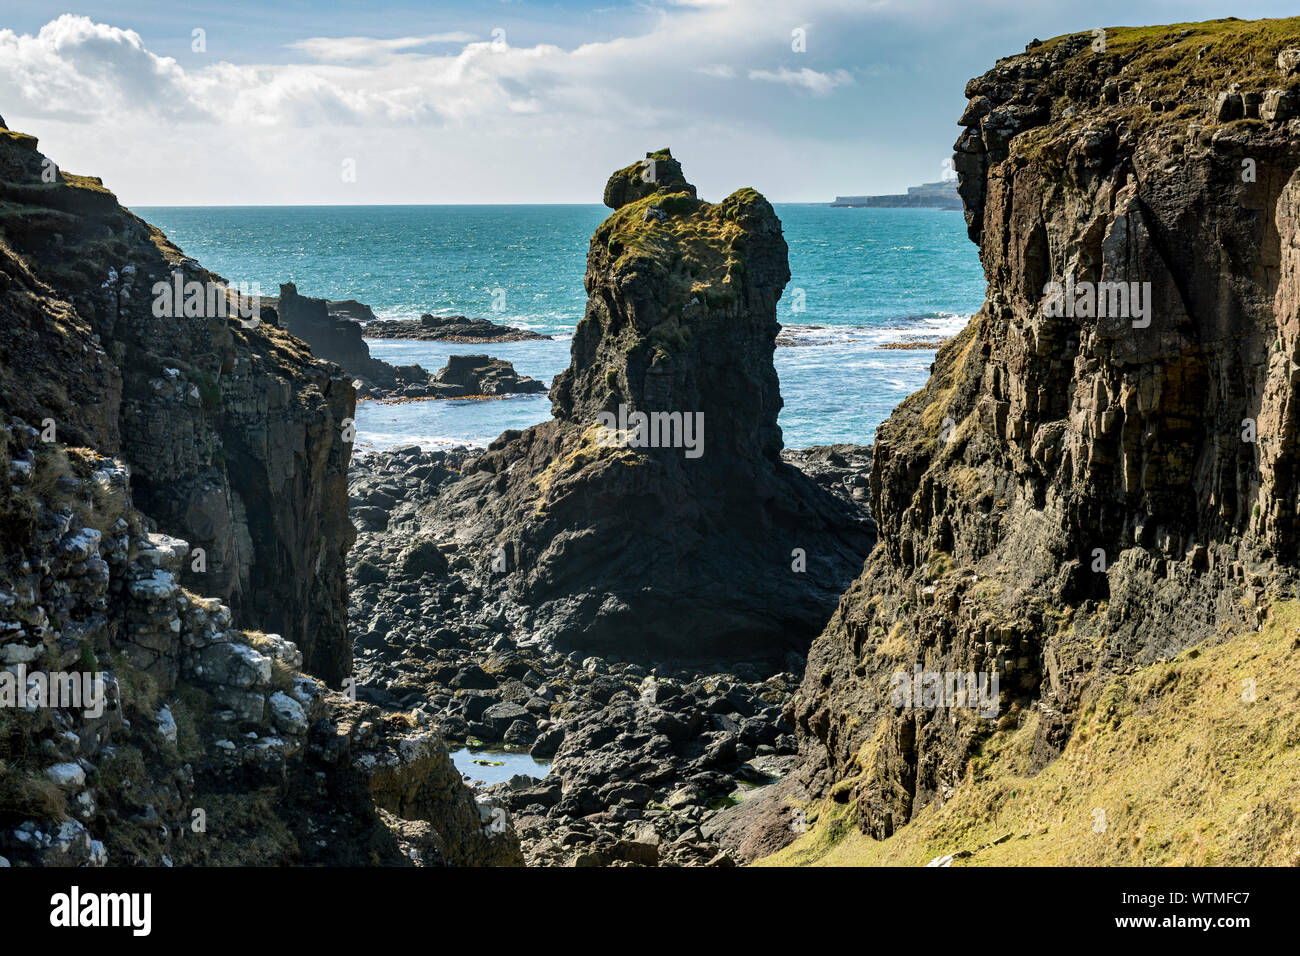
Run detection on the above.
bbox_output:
[1128,178,1197,341]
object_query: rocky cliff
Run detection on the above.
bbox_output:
[0,130,353,682]
[780,17,1300,861]
[0,421,519,865]
[412,150,873,663]
[0,124,520,865]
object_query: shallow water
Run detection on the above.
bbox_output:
[451,747,551,786]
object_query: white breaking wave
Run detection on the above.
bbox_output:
[777,312,973,348]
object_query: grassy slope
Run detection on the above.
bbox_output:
[1016,17,1300,155]
[760,601,1300,867]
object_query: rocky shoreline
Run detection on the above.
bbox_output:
[346,441,872,864]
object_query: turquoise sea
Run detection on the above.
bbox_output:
[137,204,985,451]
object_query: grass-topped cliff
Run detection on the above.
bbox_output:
[1015,17,1300,135]
[768,15,1300,867]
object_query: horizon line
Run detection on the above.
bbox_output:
[127,200,862,208]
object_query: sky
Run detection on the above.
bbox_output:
[1,1,1298,205]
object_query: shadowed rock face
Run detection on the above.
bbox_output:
[0,123,522,866]
[417,150,873,664]
[790,20,1300,841]
[0,125,355,683]
[273,282,382,381]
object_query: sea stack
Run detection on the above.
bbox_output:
[424,149,873,662]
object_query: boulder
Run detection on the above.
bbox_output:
[1262,88,1300,121]
[1212,91,1243,121]
[481,701,531,735]
[46,762,86,790]
[268,690,308,734]
[429,354,546,397]
[399,538,449,576]
[194,642,272,689]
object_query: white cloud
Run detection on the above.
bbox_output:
[289,32,479,61]
[1,5,865,130]
[0,15,207,121]
[748,66,853,95]
[0,3,886,202]
[6,0,1275,204]
[693,64,736,79]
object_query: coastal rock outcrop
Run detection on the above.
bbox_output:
[0,124,520,865]
[268,288,546,400]
[410,150,873,662]
[364,313,550,343]
[0,419,521,865]
[427,354,547,398]
[785,18,1300,854]
[0,128,354,682]
[326,298,376,323]
[269,283,436,399]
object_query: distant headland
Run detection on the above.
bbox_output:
[830,179,961,209]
